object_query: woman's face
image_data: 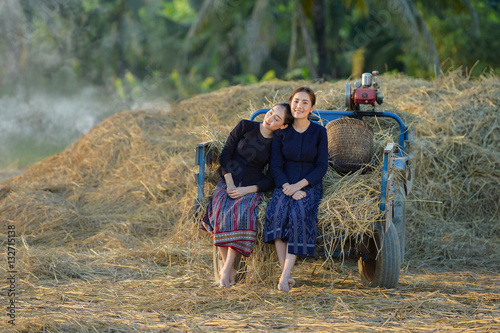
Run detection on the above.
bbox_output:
[263,105,288,131]
[291,91,314,120]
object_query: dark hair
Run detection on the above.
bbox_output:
[275,102,294,125]
[289,86,316,106]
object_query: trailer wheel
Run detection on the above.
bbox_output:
[358,221,401,288]
[212,246,245,284]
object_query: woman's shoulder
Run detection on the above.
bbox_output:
[310,121,325,129]
[240,119,259,127]
[274,125,293,138]
[232,119,259,133]
[309,121,327,134]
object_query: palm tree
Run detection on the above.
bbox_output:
[346,0,479,75]
[0,0,28,89]
[183,0,254,79]
[180,0,483,81]
[383,0,442,74]
[186,0,321,79]
[313,0,328,78]
[291,0,318,79]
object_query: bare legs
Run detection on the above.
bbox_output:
[218,246,237,288]
[274,238,296,293]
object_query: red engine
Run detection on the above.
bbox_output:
[354,88,377,106]
[345,71,384,112]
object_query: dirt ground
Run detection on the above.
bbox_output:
[7,244,500,332]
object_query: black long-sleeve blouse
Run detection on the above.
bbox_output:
[218,120,274,192]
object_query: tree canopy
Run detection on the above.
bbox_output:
[0,0,498,99]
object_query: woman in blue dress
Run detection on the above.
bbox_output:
[201,103,293,288]
[264,87,329,293]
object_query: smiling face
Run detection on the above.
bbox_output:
[290,91,314,120]
[263,105,289,131]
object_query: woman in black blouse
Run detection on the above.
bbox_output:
[265,87,329,293]
[201,103,293,288]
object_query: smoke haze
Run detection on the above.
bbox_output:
[0,86,131,168]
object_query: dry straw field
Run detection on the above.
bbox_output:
[1,72,499,332]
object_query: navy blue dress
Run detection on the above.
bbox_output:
[264,122,329,257]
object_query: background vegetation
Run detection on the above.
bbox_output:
[0,0,499,168]
[1,0,499,95]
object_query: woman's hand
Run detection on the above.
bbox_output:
[282,183,302,196]
[282,179,309,196]
[226,183,236,194]
[227,187,245,199]
[292,190,307,201]
[227,185,258,199]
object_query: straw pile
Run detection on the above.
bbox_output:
[0,111,196,247]
[384,72,500,266]
[1,71,499,266]
[1,73,499,332]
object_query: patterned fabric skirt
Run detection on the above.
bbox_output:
[201,179,263,257]
[264,183,323,257]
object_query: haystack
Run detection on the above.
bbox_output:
[0,111,195,247]
[0,72,498,276]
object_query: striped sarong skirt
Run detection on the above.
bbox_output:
[201,179,263,257]
[264,183,323,257]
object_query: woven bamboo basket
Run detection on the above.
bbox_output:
[325,117,374,174]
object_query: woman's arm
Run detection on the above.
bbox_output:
[224,172,236,192]
[219,120,246,176]
[269,132,289,188]
[302,126,329,186]
[254,171,274,193]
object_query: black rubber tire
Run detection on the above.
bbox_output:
[392,184,406,262]
[358,221,401,288]
[212,246,245,284]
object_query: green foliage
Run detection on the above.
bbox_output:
[82,0,99,12]
[160,0,196,24]
[261,70,276,82]
[233,74,259,85]
[1,0,499,100]
[424,1,500,76]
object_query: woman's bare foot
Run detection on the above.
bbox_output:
[278,275,294,293]
[229,268,236,285]
[219,267,237,288]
